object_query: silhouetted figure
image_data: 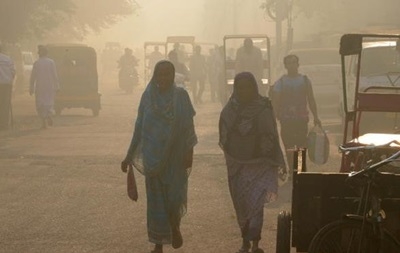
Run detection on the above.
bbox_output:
[0,44,16,130]
[219,72,285,253]
[235,38,264,95]
[118,48,138,93]
[121,60,197,253]
[189,45,207,104]
[168,50,189,88]
[207,47,218,102]
[148,45,164,74]
[30,45,59,129]
[272,54,321,174]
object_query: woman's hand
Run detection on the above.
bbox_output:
[121,158,131,173]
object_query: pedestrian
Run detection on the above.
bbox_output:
[235,38,264,95]
[272,54,321,174]
[189,45,207,104]
[168,50,189,88]
[30,45,59,129]
[219,72,285,253]
[0,44,16,131]
[216,46,228,106]
[121,60,197,253]
[148,45,165,74]
[118,47,139,93]
[206,47,218,103]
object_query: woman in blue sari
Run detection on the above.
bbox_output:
[219,72,285,253]
[121,60,197,253]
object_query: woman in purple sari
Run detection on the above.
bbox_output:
[219,72,285,253]
[121,60,197,253]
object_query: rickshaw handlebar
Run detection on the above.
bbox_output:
[347,149,400,179]
[339,140,400,153]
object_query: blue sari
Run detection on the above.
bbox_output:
[126,66,197,244]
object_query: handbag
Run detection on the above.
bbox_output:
[307,125,330,165]
[127,165,138,201]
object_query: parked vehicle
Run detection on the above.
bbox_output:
[341,38,400,135]
[46,43,101,116]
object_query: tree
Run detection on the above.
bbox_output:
[261,0,400,35]
[54,0,139,41]
[0,0,138,44]
[0,0,75,43]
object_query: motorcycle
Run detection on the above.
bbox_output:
[118,66,138,94]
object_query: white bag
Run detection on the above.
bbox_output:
[307,125,329,165]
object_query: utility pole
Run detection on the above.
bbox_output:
[233,0,238,34]
[275,0,288,59]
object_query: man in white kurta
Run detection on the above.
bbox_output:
[30,46,59,128]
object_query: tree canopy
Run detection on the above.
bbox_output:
[0,0,138,43]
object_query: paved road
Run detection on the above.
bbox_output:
[0,83,342,253]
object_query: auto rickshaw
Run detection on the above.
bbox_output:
[274,33,400,253]
[143,41,167,84]
[223,34,271,98]
[46,43,101,116]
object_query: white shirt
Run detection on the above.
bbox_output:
[0,53,16,84]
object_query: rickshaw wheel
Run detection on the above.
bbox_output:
[276,210,291,253]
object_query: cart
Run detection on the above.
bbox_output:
[275,33,400,253]
[47,43,101,116]
[222,34,271,97]
[276,149,400,253]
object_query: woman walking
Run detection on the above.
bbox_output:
[121,60,197,253]
[219,72,285,253]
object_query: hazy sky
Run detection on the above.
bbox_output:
[85,0,274,51]
[85,0,203,49]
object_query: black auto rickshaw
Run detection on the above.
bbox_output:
[46,43,101,116]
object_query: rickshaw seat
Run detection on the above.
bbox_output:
[357,92,400,112]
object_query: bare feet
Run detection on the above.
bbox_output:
[151,244,163,253]
[237,239,251,253]
[251,240,264,253]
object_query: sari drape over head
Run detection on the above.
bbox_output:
[219,72,285,241]
[125,60,197,244]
